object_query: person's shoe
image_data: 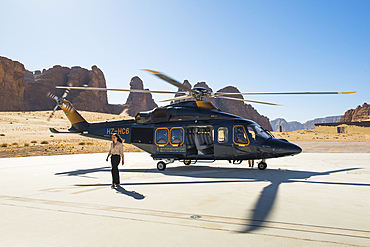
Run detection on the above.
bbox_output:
[111,184,115,189]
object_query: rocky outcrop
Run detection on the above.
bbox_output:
[0,56,129,114]
[215,86,272,130]
[339,103,370,122]
[0,56,27,110]
[24,65,116,113]
[125,76,157,116]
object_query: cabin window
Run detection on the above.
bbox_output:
[170,127,184,145]
[155,128,169,145]
[233,125,250,145]
[218,127,228,143]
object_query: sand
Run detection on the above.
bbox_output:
[0,110,369,158]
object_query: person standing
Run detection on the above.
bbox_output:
[106,133,124,188]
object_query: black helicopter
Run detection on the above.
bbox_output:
[50,70,355,171]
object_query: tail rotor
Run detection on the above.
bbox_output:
[46,82,73,121]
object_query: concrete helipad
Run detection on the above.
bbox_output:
[0,153,369,246]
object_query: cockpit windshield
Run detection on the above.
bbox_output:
[247,124,271,141]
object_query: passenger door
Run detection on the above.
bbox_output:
[214,126,233,158]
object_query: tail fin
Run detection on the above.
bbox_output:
[59,99,88,132]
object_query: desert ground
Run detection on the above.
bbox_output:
[0,110,369,158]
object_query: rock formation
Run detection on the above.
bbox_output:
[0,56,27,110]
[339,103,370,122]
[125,76,157,116]
[0,56,128,114]
[215,86,272,130]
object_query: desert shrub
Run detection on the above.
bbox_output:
[12,142,18,146]
[87,142,93,145]
[1,143,7,147]
[50,135,54,137]
[78,142,85,145]
[24,143,29,147]
[0,134,5,136]
[31,140,37,143]
[41,141,49,144]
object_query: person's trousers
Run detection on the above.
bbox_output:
[111,155,120,184]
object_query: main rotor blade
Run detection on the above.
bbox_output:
[159,95,193,102]
[55,86,181,94]
[215,91,356,96]
[143,69,197,94]
[214,95,282,106]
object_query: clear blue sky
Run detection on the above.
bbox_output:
[1,0,369,122]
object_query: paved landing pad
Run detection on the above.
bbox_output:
[0,153,369,246]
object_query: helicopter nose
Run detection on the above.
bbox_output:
[288,142,302,155]
[268,139,302,157]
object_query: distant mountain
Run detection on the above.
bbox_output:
[270,116,342,132]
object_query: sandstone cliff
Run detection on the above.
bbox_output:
[0,56,128,114]
[0,56,27,110]
[24,65,123,113]
[125,76,157,116]
[339,103,370,122]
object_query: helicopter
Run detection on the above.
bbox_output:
[49,70,355,171]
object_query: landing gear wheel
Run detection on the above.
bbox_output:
[184,160,191,166]
[157,161,166,171]
[258,162,267,170]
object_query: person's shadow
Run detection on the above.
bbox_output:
[114,185,145,200]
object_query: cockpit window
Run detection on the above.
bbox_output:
[248,124,271,141]
[155,128,168,145]
[233,125,250,145]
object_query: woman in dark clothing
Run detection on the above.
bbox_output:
[106,133,124,188]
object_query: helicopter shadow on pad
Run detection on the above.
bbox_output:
[124,166,368,233]
[56,165,369,233]
[55,166,111,178]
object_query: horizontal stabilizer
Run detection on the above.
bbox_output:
[49,128,81,134]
